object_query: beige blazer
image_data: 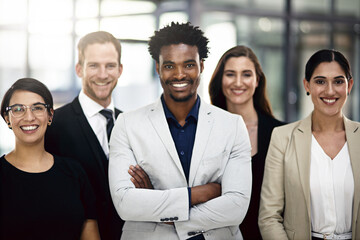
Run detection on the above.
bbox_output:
[259,114,360,240]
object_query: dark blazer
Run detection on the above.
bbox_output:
[240,110,285,240]
[45,96,123,240]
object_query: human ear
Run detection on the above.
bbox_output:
[75,63,83,78]
[348,78,354,95]
[4,115,12,129]
[48,109,54,126]
[155,62,160,75]
[303,78,310,95]
[200,60,204,73]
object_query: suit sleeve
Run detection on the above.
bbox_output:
[258,127,288,240]
[108,114,189,222]
[174,116,252,239]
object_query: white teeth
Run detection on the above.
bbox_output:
[323,98,336,103]
[232,89,245,94]
[172,83,188,88]
[95,82,108,86]
[21,126,38,131]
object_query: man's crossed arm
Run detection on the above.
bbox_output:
[128,165,221,207]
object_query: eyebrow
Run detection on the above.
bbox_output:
[313,75,345,79]
[313,76,326,79]
[224,69,252,73]
[10,102,44,106]
[162,60,175,65]
[86,61,117,65]
[162,59,196,65]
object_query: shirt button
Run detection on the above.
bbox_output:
[180,151,185,155]
[181,129,185,133]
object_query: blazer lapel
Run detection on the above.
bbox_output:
[344,117,360,226]
[148,99,186,179]
[115,108,122,118]
[188,102,213,187]
[72,98,107,175]
[294,114,312,220]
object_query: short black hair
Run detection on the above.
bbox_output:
[1,78,53,121]
[305,49,352,82]
[148,22,209,63]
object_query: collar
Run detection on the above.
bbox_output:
[161,95,200,123]
[79,90,115,118]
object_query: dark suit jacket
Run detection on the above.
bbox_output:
[240,110,285,240]
[45,96,123,240]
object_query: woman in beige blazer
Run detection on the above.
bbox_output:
[259,49,360,240]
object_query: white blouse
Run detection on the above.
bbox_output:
[310,135,354,235]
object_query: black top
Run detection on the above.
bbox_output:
[240,111,285,240]
[0,155,96,240]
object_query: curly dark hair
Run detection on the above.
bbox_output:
[148,22,209,63]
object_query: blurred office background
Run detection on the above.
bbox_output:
[0,0,359,154]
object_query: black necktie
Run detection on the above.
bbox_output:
[99,109,114,141]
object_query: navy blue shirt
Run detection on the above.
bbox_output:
[161,95,199,182]
[161,96,205,240]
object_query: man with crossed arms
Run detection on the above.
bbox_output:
[109,22,251,240]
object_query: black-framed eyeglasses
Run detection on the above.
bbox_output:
[6,103,50,118]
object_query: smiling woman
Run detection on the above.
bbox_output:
[259,49,360,240]
[208,45,284,240]
[0,78,100,240]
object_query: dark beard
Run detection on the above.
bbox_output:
[169,92,194,102]
[166,79,195,102]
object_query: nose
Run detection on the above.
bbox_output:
[325,83,335,95]
[174,66,186,80]
[234,75,242,86]
[23,107,36,121]
[97,66,109,79]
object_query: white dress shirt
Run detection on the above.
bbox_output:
[310,135,354,235]
[78,90,115,158]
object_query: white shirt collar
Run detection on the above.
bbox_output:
[79,90,115,118]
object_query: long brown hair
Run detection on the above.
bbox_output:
[208,45,274,117]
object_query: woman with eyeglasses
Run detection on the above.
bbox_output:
[0,78,100,240]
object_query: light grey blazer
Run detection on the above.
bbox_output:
[259,114,360,240]
[109,98,252,240]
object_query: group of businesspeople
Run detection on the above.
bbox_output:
[0,21,359,240]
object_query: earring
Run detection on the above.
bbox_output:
[306,92,310,96]
[7,122,12,130]
[48,120,52,126]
